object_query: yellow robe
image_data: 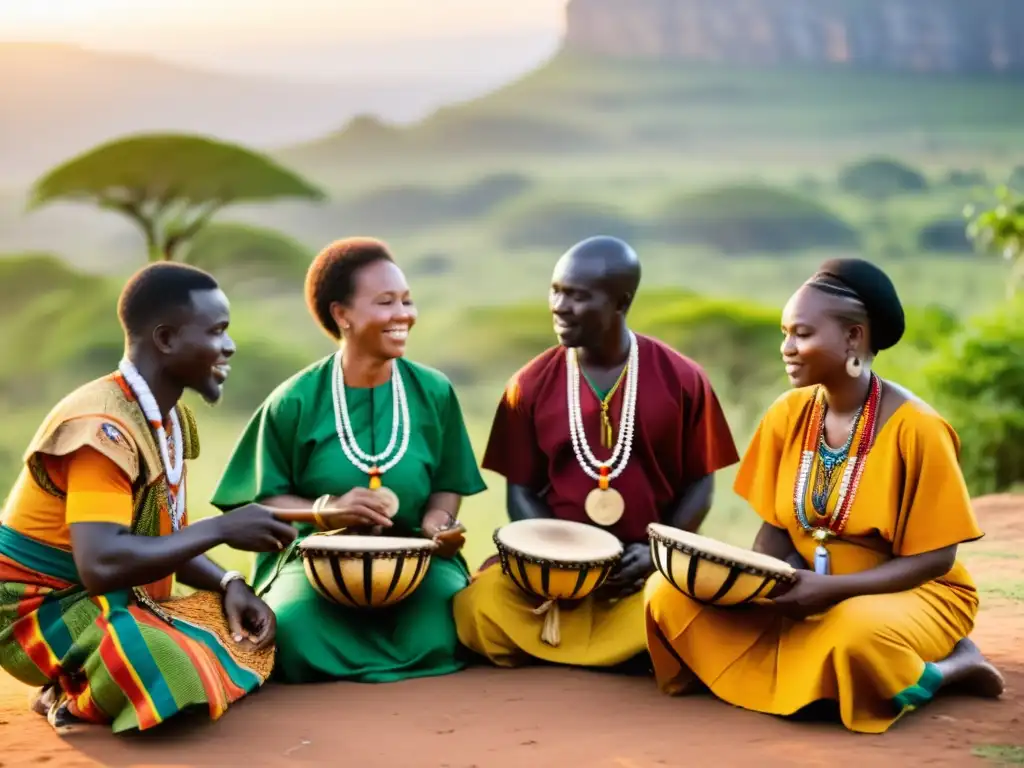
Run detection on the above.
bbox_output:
[645,387,983,734]
[453,557,646,668]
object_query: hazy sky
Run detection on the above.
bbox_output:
[1,0,567,45]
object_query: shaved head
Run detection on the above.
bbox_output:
[549,236,642,353]
[553,236,641,310]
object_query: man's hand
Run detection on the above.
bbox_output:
[596,542,654,599]
[222,580,276,651]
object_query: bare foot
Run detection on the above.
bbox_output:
[28,684,57,717]
[46,697,87,736]
[939,637,1005,698]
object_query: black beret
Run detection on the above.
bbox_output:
[807,258,905,353]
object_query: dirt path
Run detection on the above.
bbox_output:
[2,496,1022,768]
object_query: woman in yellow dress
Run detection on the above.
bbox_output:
[644,258,1005,733]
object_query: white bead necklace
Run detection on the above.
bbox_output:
[565,331,639,482]
[330,350,411,486]
[117,358,186,531]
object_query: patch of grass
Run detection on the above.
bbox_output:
[978,581,1024,601]
[973,745,1024,765]
[960,550,1023,560]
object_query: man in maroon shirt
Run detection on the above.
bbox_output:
[454,236,740,670]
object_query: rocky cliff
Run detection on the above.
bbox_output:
[564,0,1024,74]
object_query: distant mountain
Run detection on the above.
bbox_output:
[0,37,558,184]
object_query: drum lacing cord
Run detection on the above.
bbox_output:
[532,599,561,646]
[255,537,304,599]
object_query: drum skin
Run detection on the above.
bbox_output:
[647,523,796,607]
[299,535,435,609]
[493,519,623,602]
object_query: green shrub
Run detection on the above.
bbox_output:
[0,252,99,318]
[1008,164,1024,192]
[656,184,858,254]
[0,265,312,415]
[921,299,1024,495]
[185,222,311,285]
[492,198,640,250]
[917,218,971,253]
[640,297,785,417]
[944,169,987,189]
[838,157,929,198]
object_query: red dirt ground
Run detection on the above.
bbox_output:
[2,495,1022,767]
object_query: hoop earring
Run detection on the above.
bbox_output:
[846,354,862,378]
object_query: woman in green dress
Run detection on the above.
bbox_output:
[210,237,487,684]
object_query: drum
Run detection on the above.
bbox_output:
[299,533,436,609]
[493,518,623,646]
[647,523,796,607]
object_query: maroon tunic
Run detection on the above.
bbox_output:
[482,333,740,544]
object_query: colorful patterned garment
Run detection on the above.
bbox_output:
[0,373,273,733]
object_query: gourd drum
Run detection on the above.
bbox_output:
[299,533,436,609]
[647,522,796,607]
[493,518,623,646]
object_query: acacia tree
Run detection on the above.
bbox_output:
[28,133,326,262]
[966,185,1024,297]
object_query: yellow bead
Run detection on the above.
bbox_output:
[369,475,382,490]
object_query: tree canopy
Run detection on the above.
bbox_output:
[27,133,326,261]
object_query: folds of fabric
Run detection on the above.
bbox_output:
[644,573,973,733]
[210,356,487,684]
[643,388,984,734]
[453,562,647,668]
[0,527,272,733]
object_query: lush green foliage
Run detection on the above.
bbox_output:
[921,298,1024,496]
[838,157,929,199]
[917,217,971,253]
[186,221,312,287]
[656,184,858,254]
[282,54,1024,169]
[966,187,1024,294]
[0,252,315,415]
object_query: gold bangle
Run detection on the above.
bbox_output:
[426,509,458,531]
[313,495,331,531]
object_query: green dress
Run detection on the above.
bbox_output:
[209,355,487,684]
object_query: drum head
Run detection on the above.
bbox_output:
[496,519,623,563]
[647,523,795,578]
[299,534,436,553]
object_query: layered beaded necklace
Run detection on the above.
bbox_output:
[566,331,639,526]
[330,350,410,489]
[117,358,186,531]
[793,372,880,574]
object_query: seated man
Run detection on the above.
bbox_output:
[0,263,296,734]
[453,236,740,669]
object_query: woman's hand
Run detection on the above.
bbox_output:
[770,570,847,620]
[421,509,465,559]
[317,489,395,532]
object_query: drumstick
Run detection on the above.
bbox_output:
[259,507,324,524]
[259,506,393,532]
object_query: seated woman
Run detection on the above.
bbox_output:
[210,238,486,684]
[644,257,1005,734]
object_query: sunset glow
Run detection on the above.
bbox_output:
[1,0,566,43]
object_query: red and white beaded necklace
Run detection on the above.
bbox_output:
[118,358,186,531]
